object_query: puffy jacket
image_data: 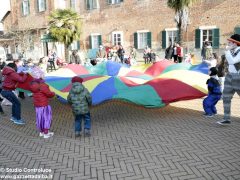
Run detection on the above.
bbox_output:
[30,79,55,107]
[67,82,92,115]
[2,66,27,90]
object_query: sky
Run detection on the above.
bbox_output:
[0,0,11,30]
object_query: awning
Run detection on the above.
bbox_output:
[41,34,56,43]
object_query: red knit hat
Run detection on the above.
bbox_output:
[71,76,83,83]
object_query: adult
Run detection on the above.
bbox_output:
[48,50,57,71]
[165,44,174,60]
[217,34,240,125]
[1,63,27,125]
[70,50,81,64]
[117,45,125,63]
[176,44,183,63]
[96,45,106,59]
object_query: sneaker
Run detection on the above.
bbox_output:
[10,117,17,122]
[43,132,54,139]
[39,132,44,137]
[14,119,26,125]
[204,114,213,117]
[84,129,91,136]
[217,119,231,125]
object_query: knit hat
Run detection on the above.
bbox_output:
[209,67,218,76]
[31,67,45,79]
[71,76,83,83]
[227,34,240,46]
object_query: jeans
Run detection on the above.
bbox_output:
[1,90,21,120]
[75,112,91,132]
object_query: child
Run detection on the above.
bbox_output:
[1,63,27,124]
[67,76,92,137]
[203,67,222,117]
[29,68,55,138]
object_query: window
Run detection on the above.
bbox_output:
[86,0,98,10]
[134,31,151,49]
[55,0,66,9]
[89,34,102,49]
[108,0,123,5]
[22,0,30,16]
[112,31,123,46]
[29,35,34,51]
[195,26,219,49]
[71,41,80,50]
[37,0,46,12]
[162,28,178,48]
[70,0,76,10]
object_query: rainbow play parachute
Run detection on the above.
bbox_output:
[28,60,208,108]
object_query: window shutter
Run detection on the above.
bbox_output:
[134,32,138,49]
[28,0,30,14]
[195,29,201,49]
[89,36,92,49]
[86,0,90,10]
[36,0,39,12]
[162,30,166,49]
[147,32,152,48]
[98,35,102,47]
[77,41,80,50]
[44,0,47,11]
[21,2,24,15]
[212,28,220,49]
[234,27,240,34]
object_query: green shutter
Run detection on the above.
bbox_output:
[147,32,152,48]
[28,0,30,14]
[44,0,47,11]
[86,0,90,9]
[36,0,39,12]
[195,29,201,49]
[162,30,166,49]
[212,28,220,49]
[134,32,138,49]
[234,27,240,34]
[89,36,92,49]
[77,41,80,50]
[21,2,24,15]
[98,35,102,47]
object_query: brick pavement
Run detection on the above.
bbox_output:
[0,96,240,180]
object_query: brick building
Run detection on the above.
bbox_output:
[1,0,240,61]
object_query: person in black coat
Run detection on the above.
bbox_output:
[165,45,174,60]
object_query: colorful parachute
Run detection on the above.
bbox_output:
[32,60,209,108]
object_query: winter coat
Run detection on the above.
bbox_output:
[2,66,27,91]
[67,82,92,115]
[30,79,55,107]
[206,76,222,95]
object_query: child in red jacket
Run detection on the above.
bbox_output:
[30,68,55,139]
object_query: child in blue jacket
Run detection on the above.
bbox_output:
[203,67,222,117]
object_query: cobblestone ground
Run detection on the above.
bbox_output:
[0,95,240,180]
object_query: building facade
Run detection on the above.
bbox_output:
[1,0,240,61]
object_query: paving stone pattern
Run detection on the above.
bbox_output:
[0,96,240,180]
